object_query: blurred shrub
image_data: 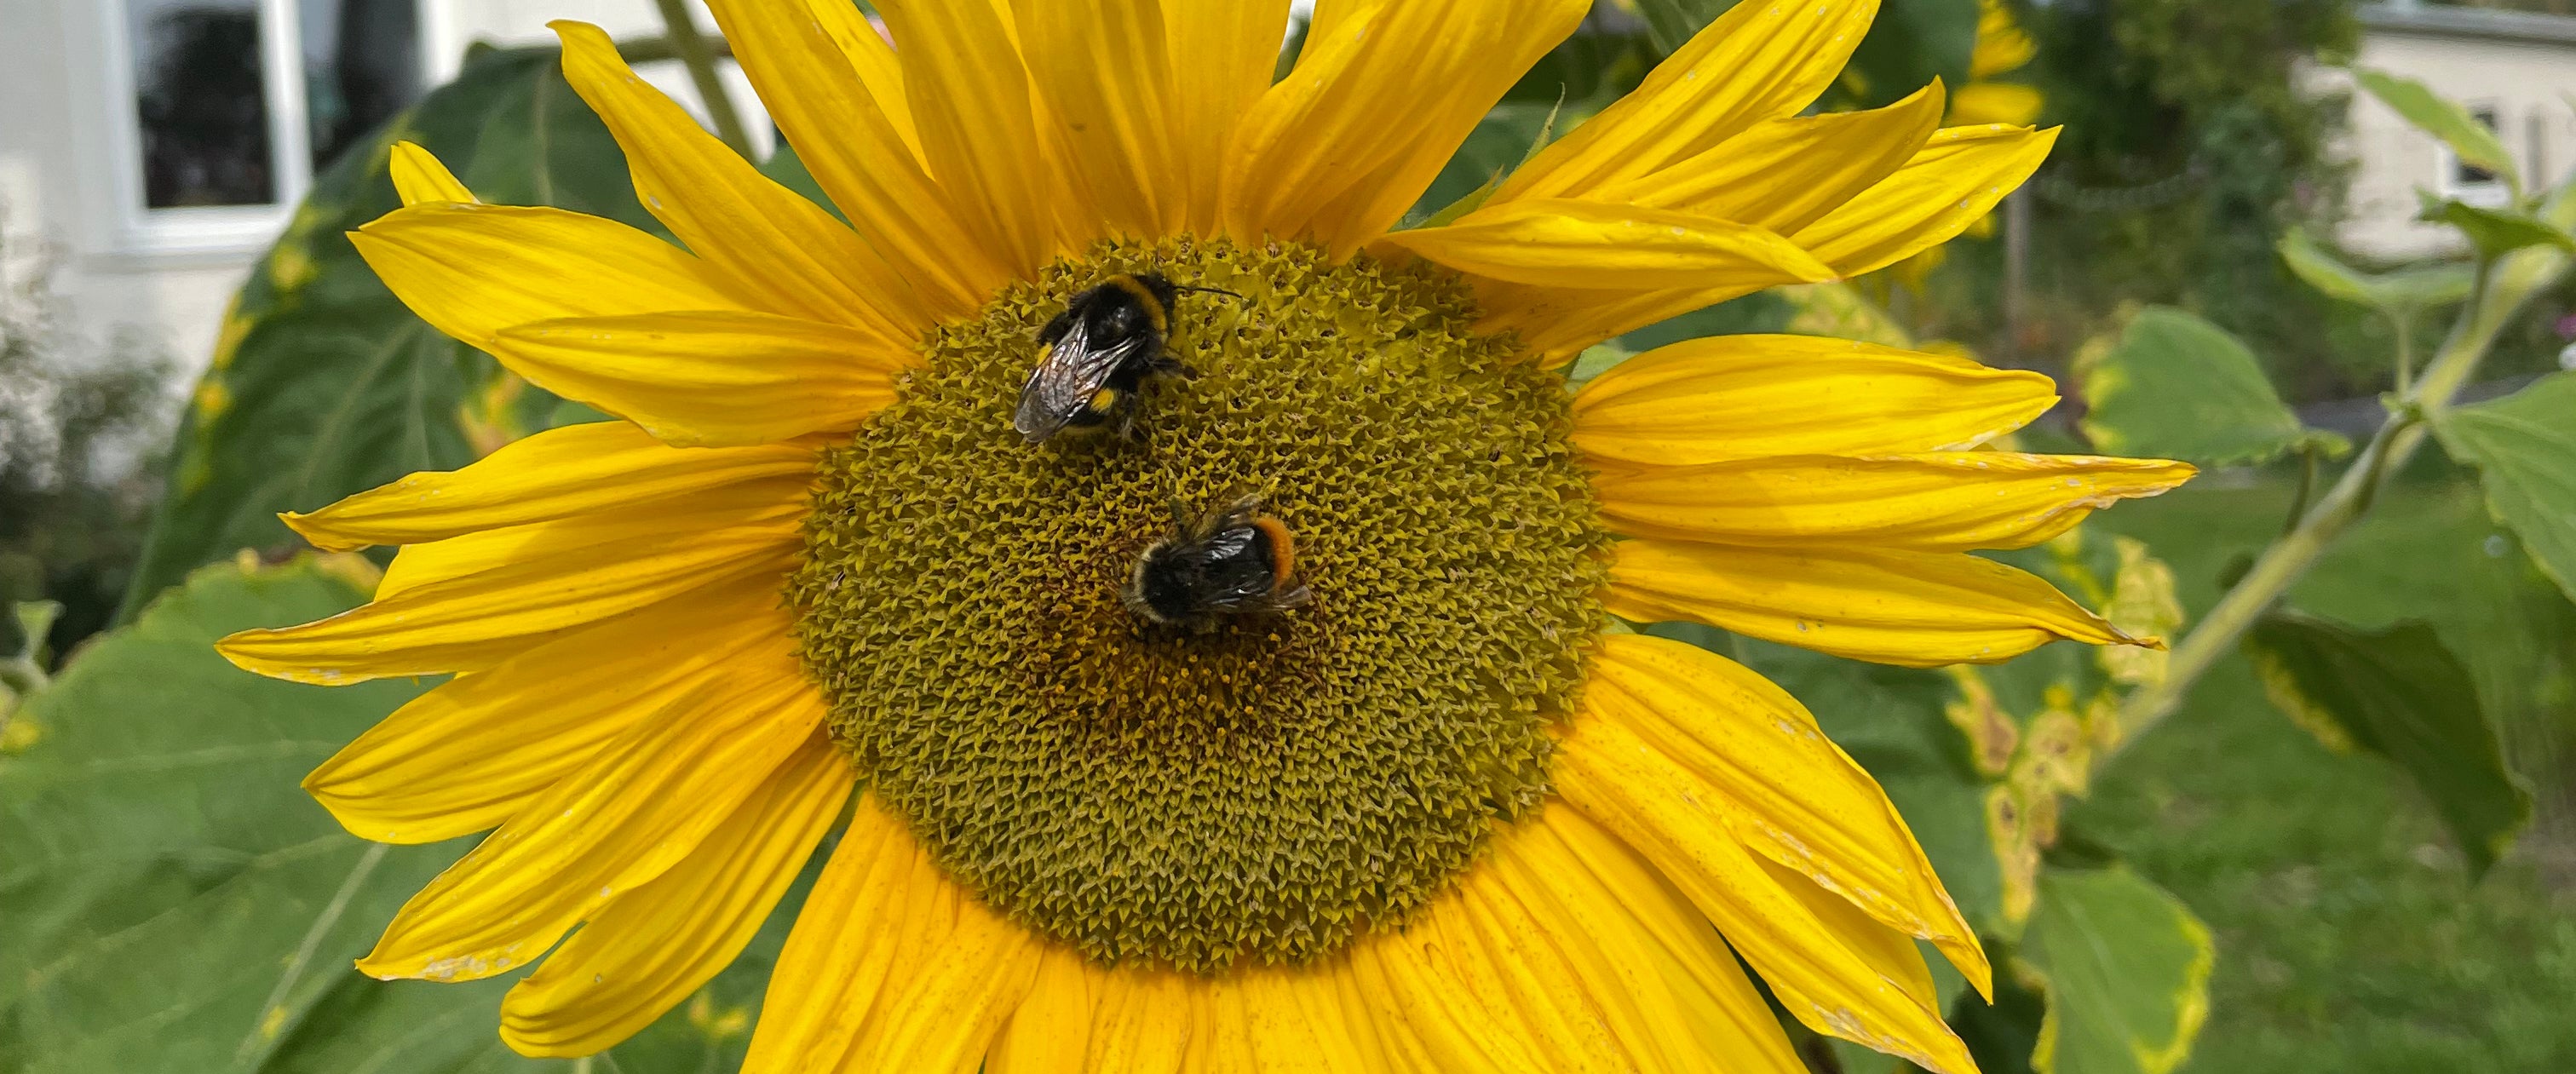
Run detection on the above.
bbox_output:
[0,226,174,661]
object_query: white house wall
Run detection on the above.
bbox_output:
[0,0,757,383]
[2328,11,2576,261]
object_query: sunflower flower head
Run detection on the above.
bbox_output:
[219,1,2189,1069]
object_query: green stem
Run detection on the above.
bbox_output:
[0,658,41,699]
[2113,235,2568,755]
[2393,310,2417,395]
[650,0,755,159]
[2280,443,2319,536]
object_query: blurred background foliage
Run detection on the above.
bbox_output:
[3,2,2574,1073]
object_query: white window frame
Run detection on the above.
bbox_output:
[72,0,447,261]
[2438,101,2513,210]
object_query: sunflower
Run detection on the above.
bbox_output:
[1952,0,2043,129]
[218,0,2191,1069]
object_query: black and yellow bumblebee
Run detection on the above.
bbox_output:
[1124,494,1314,632]
[1012,273,1231,443]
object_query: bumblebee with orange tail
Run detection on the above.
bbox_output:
[1124,494,1314,632]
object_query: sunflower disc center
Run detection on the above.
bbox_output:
[790,238,1607,971]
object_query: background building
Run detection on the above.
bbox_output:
[2333,1,2576,259]
[0,0,766,377]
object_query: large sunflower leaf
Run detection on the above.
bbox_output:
[2021,864,2213,1074]
[2077,307,2348,467]
[0,555,520,1071]
[2434,370,2576,604]
[2241,612,2533,876]
[1,555,782,1071]
[117,45,652,621]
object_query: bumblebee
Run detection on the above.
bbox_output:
[1012,273,1228,443]
[1124,494,1314,632]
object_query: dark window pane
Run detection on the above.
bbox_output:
[302,0,422,171]
[2458,106,2502,187]
[131,0,275,208]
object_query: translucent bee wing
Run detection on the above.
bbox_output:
[1013,316,1152,441]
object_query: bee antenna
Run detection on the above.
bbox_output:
[1171,284,1244,301]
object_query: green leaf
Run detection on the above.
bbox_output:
[2077,307,2349,466]
[1412,100,1566,227]
[2021,864,2213,1074]
[0,555,520,1071]
[2416,192,2576,260]
[118,46,658,621]
[2355,69,2518,195]
[1,555,785,1071]
[2241,612,2533,875]
[1629,0,1740,55]
[2436,371,2576,604]
[1846,0,1981,108]
[2276,227,2474,313]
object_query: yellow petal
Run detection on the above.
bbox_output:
[500,734,852,1057]
[877,0,1061,275]
[1468,280,1726,366]
[1354,807,1805,1072]
[218,518,796,685]
[356,667,823,982]
[1384,199,1837,290]
[1083,969,1200,1072]
[1795,123,2058,277]
[1607,539,2144,667]
[553,21,922,343]
[814,1,921,159]
[845,899,1044,1070]
[389,141,474,205]
[1570,334,2056,466]
[1574,634,1988,989]
[352,204,744,350]
[302,583,789,843]
[1201,966,1387,1072]
[492,311,908,448]
[743,794,1045,1071]
[1555,754,1976,1073]
[1590,451,2196,551]
[1164,0,1293,238]
[702,0,1001,318]
[1950,81,2044,128]
[283,421,814,552]
[1971,0,2035,78]
[1515,807,1814,1074]
[986,947,1100,1074]
[372,480,803,599]
[1590,82,1945,234]
[1225,0,1588,256]
[1497,0,1878,202]
[1014,0,1182,240]
[1545,752,1968,1071]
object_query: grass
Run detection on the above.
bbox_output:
[2079,468,2576,1074]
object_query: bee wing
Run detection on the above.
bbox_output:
[1194,529,1284,609]
[1012,317,1151,439]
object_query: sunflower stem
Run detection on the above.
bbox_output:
[650,0,756,160]
[2112,232,2565,760]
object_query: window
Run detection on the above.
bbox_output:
[92,0,428,256]
[2439,102,2511,210]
